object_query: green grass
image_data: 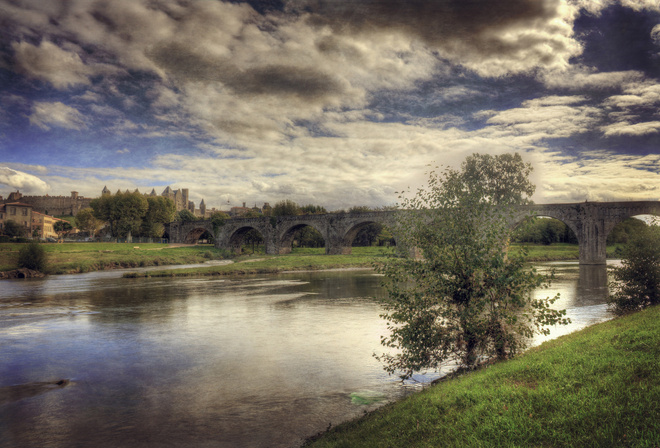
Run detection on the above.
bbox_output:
[0,242,623,277]
[0,242,228,274]
[303,305,660,448]
[123,246,395,278]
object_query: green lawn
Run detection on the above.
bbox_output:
[303,305,660,448]
[0,242,228,274]
[0,242,623,277]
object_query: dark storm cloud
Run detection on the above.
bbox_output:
[149,42,343,100]
[288,0,574,63]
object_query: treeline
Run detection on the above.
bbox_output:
[514,216,648,245]
[77,191,178,239]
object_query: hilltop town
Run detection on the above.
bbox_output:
[0,186,267,240]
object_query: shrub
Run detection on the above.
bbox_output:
[17,241,48,272]
[609,224,660,314]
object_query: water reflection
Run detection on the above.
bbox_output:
[0,264,614,448]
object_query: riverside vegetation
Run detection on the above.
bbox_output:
[0,242,624,278]
[303,304,660,448]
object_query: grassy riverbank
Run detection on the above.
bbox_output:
[303,305,660,448]
[124,243,616,278]
[0,242,228,274]
[0,242,621,277]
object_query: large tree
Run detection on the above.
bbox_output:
[75,208,104,237]
[141,196,176,237]
[90,192,148,238]
[272,199,301,216]
[376,153,569,379]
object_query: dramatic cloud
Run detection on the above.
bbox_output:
[0,167,50,195]
[1,0,660,209]
[28,101,86,131]
[291,0,582,76]
[12,40,93,89]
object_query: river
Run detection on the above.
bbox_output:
[0,261,613,448]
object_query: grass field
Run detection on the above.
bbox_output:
[303,305,660,448]
[0,242,622,276]
[0,242,228,274]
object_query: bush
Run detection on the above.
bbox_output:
[17,241,48,272]
[609,224,660,314]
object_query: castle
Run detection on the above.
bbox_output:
[1,186,220,218]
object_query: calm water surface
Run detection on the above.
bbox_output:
[0,262,613,447]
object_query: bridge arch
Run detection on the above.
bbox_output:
[341,219,397,253]
[183,226,214,245]
[512,214,579,246]
[277,222,326,254]
[228,225,266,254]
[603,204,660,241]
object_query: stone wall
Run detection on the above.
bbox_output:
[1,192,92,216]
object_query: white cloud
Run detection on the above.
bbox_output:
[0,166,50,195]
[602,120,660,136]
[28,101,86,131]
[539,66,645,90]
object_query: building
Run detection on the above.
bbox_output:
[0,202,33,236]
[31,211,59,239]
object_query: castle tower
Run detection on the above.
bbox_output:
[102,186,111,195]
[200,199,206,217]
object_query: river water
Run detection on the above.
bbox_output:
[0,261,613,448]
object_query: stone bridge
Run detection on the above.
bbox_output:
[165,201,660,265]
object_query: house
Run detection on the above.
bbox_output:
[0,202,33,236]
[31,211,59,239]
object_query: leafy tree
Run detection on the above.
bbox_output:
[2,220,25,238]
[141,197,176,237]
[607,217,648,245]
[514,217,577,245]
[18,241,47,271]
[300,204,327,214]
[244,229,264,253]
[75,208,104,237]
[176,209,198,223]
[608,222,660,315]
[54,220,73,239]
[272,200,301,216]
[459,152,535,205]
[295,226,325,248]
[376,153,568,378]
[90,192,148,238]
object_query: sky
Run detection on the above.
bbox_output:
[1,0,660,211]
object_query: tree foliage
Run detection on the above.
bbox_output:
[514,217,577,245]
[376,153,568,379]
[176,209,198,223]
[2,220,25,238]
[300,204,327,214]
[272,200,301,216]
[90,192,149,238]
[608,222,660,315]
[607,217,648,245]
[75,208,104,237]
[18,241,47,272]
[142,196,176,237]
[54,220,73,238]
